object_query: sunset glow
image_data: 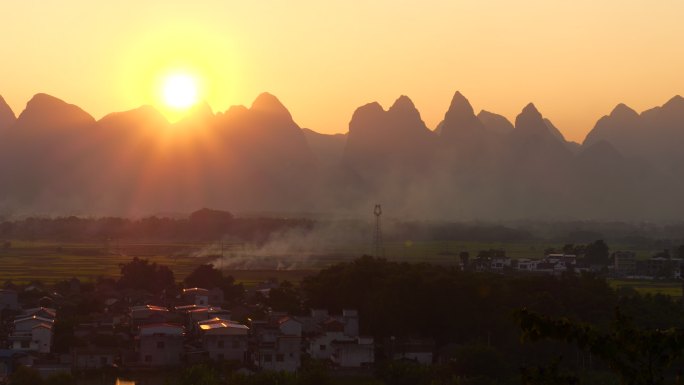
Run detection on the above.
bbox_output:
[2,1,683,142]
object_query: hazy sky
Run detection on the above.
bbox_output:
[1,0,683,142]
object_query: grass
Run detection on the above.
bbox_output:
[0,241,214,284]
[608,279,682,298]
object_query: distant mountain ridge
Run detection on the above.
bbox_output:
[0,90,683,221]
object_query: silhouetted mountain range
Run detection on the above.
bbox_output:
[0,90,683,221]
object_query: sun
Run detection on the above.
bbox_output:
[162,73,199,109]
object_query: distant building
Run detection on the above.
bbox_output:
[490,257,512,271]
[183,288,210,306]
[635,256,681,279]
[0,290,19,311]
[613,251,636,277]
[330,336,375,368]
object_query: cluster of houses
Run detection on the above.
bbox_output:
[468,250,684,280]
[469,253,590,275]
[127,290,375,372]
[0,282,393,381]
[613,251,683,279]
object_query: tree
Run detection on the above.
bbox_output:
[584,240,610,266]
[376,361,433,385]
[515,307,684,385]
[9,366,44,385]
[174,364,219,385]
[519,358,579,385]
[185,264,224,288]
[298,359,332,385]
[118,257,176,294]
[451,343,508,380]
[45,373,76,385]
[562,243,584,256]
[267,281,302,314]
[184,264,244,303]
[675,245,684,259]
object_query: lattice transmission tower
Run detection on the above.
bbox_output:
[373,204,384,258]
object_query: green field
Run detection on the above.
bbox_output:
[608,279,682,298]
[0,240,322,285]
[0,239,672,286]
[0,241,210,283]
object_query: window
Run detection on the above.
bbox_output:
[20,341,30,349]
[217,340,224,348]
[320,345,326,351]
[264,354,272,362]
[157,341,165,349]
[276,354,284,362]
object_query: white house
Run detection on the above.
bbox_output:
[256,335,301,372]
[198,318,249,362]
[330,336,375,368]
[130,305,169,321]
[307,319,350,360]
[490,257,512,271]
[138,324,184,366]
[517,259,537,271]
[21,307,56,319]
[278,317,302,337]
[72,347,117,369]
[183,288,210,306]
[341,309,359,337]
[9,323,53,353]
[14,316,55,332]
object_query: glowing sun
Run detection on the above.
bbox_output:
[162,73,199,109]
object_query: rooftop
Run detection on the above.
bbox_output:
[14,315,55,324]
[130,305,168,313]
[183,287,209,294]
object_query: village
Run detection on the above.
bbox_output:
[0,269,433,383]
[468,249,683,280]
[0,245,682,383]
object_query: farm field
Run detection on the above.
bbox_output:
[608,279,682,298]
[0,241,212,284]
[0,239,670,285]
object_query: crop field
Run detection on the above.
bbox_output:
[0,239,670,286]
[608,279,682,298]
[375,240,660,262]
[0,241,212,284]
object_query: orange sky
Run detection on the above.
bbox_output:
[1,0,683,143]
